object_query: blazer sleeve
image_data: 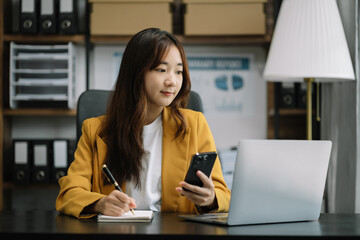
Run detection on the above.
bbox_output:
[196,113,231,213]
[55,119,105,219]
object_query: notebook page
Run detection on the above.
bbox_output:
[97,210,154,222]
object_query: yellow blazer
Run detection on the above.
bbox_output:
[56,107,231,218]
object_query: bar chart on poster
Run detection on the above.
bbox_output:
[186,47,267,149]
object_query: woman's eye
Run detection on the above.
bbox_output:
[176,71,183,75]
[156,68,166,72]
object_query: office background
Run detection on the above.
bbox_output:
[321,0,360,213]
[0,0,359,214]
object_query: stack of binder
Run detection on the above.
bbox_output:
[15,0,79,35]
[13,139,76,184]
[278,82,309,109]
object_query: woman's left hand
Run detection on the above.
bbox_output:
[175,170,216,208]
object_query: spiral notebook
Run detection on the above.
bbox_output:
[97,210,154,222]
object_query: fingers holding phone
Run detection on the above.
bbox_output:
[176,152,217,208]
[176,170,216,207]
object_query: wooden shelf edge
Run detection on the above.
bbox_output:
[4,182,60,190]
[268,108,307,117]
[90,34,272,45]
[3,34,86,43]
[3,109,77,117]
[4,34,271,45]
[177,34,272,45]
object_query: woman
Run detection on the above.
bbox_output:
[56,28,231,218]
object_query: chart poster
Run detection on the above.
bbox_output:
[186,49,266,149]
[188,55,255,116]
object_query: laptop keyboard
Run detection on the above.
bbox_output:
[198,213,228,220]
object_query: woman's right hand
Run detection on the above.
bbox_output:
[92,190,137,216]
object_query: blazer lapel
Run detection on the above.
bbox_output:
[96,135,107,166]
[95,135,126,194]
[95,135,114,194]
[161,108,190,211]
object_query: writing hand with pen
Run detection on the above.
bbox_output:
[92,189,137,217]
[88,164,136,217]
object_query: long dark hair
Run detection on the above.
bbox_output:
[100,28,191,188]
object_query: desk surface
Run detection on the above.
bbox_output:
[0,211,360,239]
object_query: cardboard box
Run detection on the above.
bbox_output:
[90,0,173,35]
[184,0,267,36]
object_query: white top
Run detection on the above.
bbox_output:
[125,115,163,211]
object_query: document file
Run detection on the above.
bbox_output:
[32,141,50,183]
[20,0,38,33]
[58,0,77,34]
[52,140,68,183]
[39,0,57,33]
[13,141,30,183]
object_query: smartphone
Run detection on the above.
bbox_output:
[183,152,217,190]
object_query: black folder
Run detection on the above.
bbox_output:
[20,0,38,33]
[11,0,20,33]
[296,83,307,108]
[58,0,77,34]
[279,82,295,108]
[31,141,51,183]
[39,0,57,34]
[13,140,31,184]
[51,140,68,183]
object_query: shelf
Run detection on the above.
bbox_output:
[4,34,271,45]
[3,182,60,190]
[3,109,76,117]
[13,78,68,86]
[13,94,68,101]
[177,35,272,45]
[3,34,85,43]
[268,108,307,117]
[90,34,272,45]
[13,69,68,73]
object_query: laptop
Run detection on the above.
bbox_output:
[179,139,332,226]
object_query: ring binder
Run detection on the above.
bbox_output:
[20,0,38,33]
[51,140,68,183]
[13,141,31,183]
[11,0,21,33]
[58,0,77,34]
[32,141,50,183]
[39,0,57,34]
[279,83,295,108]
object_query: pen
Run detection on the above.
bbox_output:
[102,164,135,215]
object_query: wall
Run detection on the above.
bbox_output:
[321,0,358,213]
[89,44,267,149]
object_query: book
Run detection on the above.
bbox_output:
[97,210,154,223]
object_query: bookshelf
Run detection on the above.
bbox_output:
[0,0,85,210]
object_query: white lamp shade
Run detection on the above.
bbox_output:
[263,0,355,82]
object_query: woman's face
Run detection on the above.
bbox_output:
[144,45,183,114]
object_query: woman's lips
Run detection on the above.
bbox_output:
[161,91,173,96]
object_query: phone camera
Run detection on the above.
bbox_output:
[194,158,202,168]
